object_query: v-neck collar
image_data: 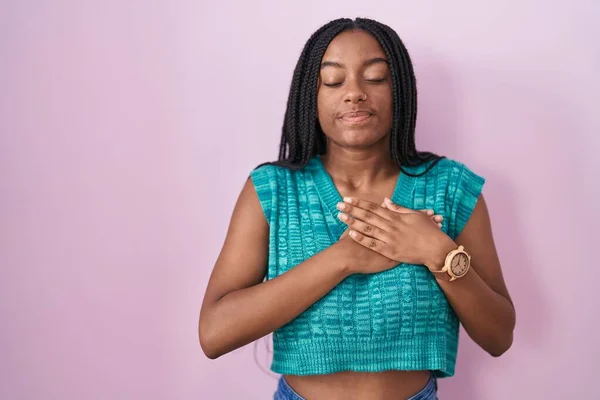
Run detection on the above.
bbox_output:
[306,155,415,235]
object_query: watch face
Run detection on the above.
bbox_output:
[450,252,469,277]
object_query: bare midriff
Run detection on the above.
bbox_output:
[284,369,431,400]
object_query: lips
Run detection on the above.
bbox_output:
[339,111,372,124]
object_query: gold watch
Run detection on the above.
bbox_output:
[431,245,471,281]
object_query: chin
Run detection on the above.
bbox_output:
[339,130,386,148]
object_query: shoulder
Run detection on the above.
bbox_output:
[249,160,313,185]
[407,156,477,176]
[249,161,304,179]
[427,157,486,239]
[248,161,307,222]
[434,157,486,198]
[249,162,281,181]
[404,157,485,189]
[401,157,486,239]
[248,163,281,222]
[249,162,291,189]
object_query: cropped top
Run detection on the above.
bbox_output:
[249,155,485,377]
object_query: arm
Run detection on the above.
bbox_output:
[198,178,351,359]
[425,194,516,357]
[337,193,516,357]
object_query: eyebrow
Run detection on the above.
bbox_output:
[320,57,389,69]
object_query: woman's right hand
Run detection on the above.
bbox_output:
[335,228,398,275]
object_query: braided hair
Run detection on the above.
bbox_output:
[257,17,444,177]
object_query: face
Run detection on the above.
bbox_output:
[317,29,393,149]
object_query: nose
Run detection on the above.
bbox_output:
[343,80,367,104]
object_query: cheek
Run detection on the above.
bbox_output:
[382,105,393,126]
[375,91,393,127]
[378,87,393,116]
[317,93,337,123]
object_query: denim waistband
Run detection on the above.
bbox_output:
[273,372,438,400]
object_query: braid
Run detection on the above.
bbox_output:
[257,17,444,176]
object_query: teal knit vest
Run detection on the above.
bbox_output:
[249,155,485,377]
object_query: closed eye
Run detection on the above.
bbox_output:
[324,78,386,87]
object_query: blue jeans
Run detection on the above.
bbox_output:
[273,372,438,400]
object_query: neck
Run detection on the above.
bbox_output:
[320,142,399,191]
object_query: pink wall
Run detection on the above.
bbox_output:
[1,1,598,399]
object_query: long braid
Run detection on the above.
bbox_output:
[256,17,444,176]
[279,24,319,162]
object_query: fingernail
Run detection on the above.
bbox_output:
[384,197,392,204]
[337,202,346,210]
[349,230,357,238]
[434,215,443,222]
[338,213,348,221]
[343,197,353,204]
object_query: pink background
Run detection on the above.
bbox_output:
[1,1,599,399]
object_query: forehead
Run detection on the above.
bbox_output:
[322,30,386,61]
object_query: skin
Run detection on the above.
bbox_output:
[199,29,515,400]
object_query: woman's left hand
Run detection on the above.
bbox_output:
[336,197,455,267]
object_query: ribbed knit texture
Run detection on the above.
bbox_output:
[249,155,485,378]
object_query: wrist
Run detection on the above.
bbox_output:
[331,241,355,278]
[425,236,457,273]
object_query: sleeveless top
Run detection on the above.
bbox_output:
[249,155,485,377]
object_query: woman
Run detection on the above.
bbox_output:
[199,17,515,400]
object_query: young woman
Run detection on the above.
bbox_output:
[199,17,515,400]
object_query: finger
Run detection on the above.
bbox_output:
[337,200,393,231]
[383,197,418,214]
[338,212,390,243]
[428,217,440,228]
[433,215,443,223]
[348,230,395,258]
[419,209,435,216]
[341,197,392,220]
